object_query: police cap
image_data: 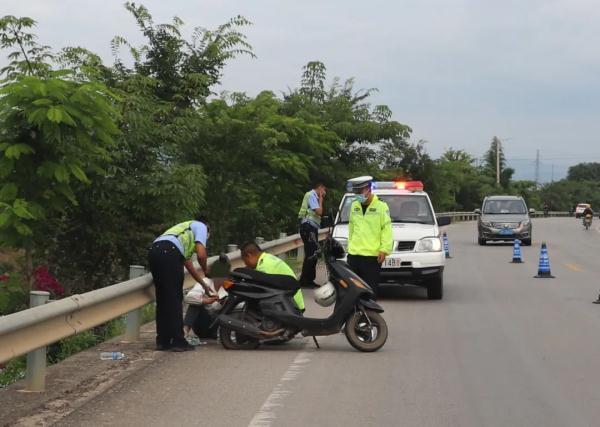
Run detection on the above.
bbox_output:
[348,176,373,193]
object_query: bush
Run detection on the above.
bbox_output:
[33,266,65,297]
[0,272,27,315]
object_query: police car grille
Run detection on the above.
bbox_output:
[395,241,416,251]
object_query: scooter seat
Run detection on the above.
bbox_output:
[232,268,300,291]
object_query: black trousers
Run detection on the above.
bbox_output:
[299,222,319,286]
[184,305,218,338]
[148,241,187,348]
[347,254,382,297]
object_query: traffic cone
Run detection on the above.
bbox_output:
[510,239,523,263]
[443,232,451,259]
[593,290,600,304]
[534,242,555,278]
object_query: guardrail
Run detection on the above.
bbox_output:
[0,229,328,389]
[0,211,574,388]
[437,211,571,222]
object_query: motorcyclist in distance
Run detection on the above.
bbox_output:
[582,206,594,226]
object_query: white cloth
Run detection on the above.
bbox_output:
[184,278,226,312]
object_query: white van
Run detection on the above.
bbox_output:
[332,181,450,299]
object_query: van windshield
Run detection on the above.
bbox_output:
[483,199,527,214]
[338,194,435,224]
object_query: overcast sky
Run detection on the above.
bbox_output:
[3,0,600,181]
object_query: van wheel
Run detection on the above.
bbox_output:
[478,237,486,246]
[426,273,443,300]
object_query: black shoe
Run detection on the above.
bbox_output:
[156,344,171,351]
[171,344,195,352]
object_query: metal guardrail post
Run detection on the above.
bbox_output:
[124,265,146,341]
[278,233,287,258]
[25,291,50,392]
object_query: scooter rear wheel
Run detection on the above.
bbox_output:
[344,310,388,352]
[220,311,260,350]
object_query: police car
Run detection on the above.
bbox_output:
[332,180,451,299]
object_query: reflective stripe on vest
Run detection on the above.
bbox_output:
[297,190,321,226]
[160,220,196,259]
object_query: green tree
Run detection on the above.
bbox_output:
[431,148,495,211]
[567,163,600,181]
[483,136,514,188]
[111,2,254,106]
[0,16,53,78]
[0,74,120,284]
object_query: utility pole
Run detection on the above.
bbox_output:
[535,150,540,185]
[551,164,554,183]
[496,139,500,186]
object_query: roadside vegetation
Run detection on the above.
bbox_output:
[0,3,594,345]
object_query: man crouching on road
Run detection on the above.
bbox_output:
[240,242,305,312]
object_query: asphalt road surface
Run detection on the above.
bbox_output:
[56,218,600,427]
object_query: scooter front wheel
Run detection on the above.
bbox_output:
[344,310,388,352]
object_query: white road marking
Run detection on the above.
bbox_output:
[248,351,312,427]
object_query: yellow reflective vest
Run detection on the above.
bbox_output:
[348,195,393,257]
[256,252,305,310]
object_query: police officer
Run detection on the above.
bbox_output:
[347,176,393,297]
[297,182,326,288]
[148,215,213,351]
[240,241,305,311]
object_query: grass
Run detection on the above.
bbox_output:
[0,303,157,389]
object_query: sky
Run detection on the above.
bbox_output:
[2,0,600,182]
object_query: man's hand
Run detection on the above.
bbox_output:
[377,252,386,264]
[205,295,219,304]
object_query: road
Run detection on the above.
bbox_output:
[55,218,600,427]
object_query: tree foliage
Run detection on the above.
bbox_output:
[567,163,600,182]
[1,5,594,300]
[0,74,120,246]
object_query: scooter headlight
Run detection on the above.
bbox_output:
[415,237,442,253]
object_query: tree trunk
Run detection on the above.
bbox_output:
[25,246,33,291]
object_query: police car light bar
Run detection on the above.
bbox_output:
[372,181,424,191]
[346,180,424,192]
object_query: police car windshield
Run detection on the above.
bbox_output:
[483,199,526,214]
[338,194,435,224]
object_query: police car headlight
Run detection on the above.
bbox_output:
[415,237,442,252]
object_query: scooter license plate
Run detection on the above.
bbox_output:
[384,258,401,268]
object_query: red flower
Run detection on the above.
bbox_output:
[33,266,65,297]
[0,274,8,282]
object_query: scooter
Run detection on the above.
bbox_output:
[215,236,388,352]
